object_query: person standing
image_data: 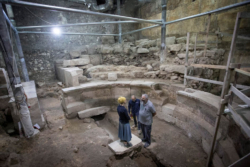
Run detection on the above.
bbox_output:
[139,94,156,148]
[128,95,141,134]
[117,96,132,147]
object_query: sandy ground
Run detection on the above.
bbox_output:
[0,95,206,167]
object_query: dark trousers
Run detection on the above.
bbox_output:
[140,123,152,145]
[133,113,140,130]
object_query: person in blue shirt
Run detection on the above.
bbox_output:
[128,95,141,134]
[117,96,132,147]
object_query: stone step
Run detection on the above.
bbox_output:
[162,103,176,115]
[65,102,85,119]
[78,106,110,119]
[150,96,168,112]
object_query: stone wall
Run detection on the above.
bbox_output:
[12,0,139,82]
[137,0,250,85]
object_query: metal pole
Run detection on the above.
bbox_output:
[122,25,160,36]
[16,20,162,30]
[160,0,167,62]
[1,0,161,25]
[117,0,122,43]
[17,31,119,36]
[3,10,29,81]
[0,4,37,137]
[206,12,242,167]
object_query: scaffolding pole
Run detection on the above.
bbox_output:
[17,31,119,36]
[16,20,162,30]
[1,0,161,25]
[0,4,37,137]
[160,0,167,62]
[117,0,122,43]
[3,10,29,81]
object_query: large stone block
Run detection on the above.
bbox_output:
[101,46,114,54]
[108,73,117,81]
[64,70,79,87]
[161,64,185,74]
[162,103,176,115]
[137,48,149,53]
[111,87,130,99]
[101,36,115,44]
[63,57,90,67]
[176,37,187,44]
[136,39,156,48]
[168,44,183,52]
[78,106,110,119]
[65,101,85,118]
[69,51,80,59]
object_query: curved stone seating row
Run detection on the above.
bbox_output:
[61,80,239,166]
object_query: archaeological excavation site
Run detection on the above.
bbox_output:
[1,0,250,167]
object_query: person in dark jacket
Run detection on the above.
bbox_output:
[117,96,132,147]
[128,95,141,134]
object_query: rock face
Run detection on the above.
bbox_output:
[169,44,183,52]
[108,73,117,81]
[78,106,110,119]
[137,48,149,53]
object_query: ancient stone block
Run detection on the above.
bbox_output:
[79,76,87,83]
[169,44,183,52]
[69,51,80,59]
[149,47,159,52]
[108,73,117,81]
[176,37,187,44]
[137,48,149,53]
[101,46,114,54]
[78,106,110,119]
[66,101,86,118]
[63,57,90,67]
[162,103,176,115]
[146,64,153,71]
[130,47,137,53]
[136,39,156,48]
[101,36,115,44]
[113,44,123,53]
[177,53,186,59]
[161,64,185,74]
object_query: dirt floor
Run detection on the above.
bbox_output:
[0,91,207,167]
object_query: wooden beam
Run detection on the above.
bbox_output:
[184,32,190,86]
[189,64,227,70]
[185,76,223,85]
[203,14,211,57]
[235,68,250,77]
[231,85,250,106]
[230,63,250,69]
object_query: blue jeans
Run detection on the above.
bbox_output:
[140,123,152,145]
[133,113,140,130]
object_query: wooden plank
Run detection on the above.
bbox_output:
[198,32,217,35]
[231,85,250,106]
[193,33,197,62]
[189,64,227,70]
[197,40,221,44]
[235,68,250,77]
[240,12,250,19]
[184,32,190,86]
[185,76,223,85]
[230,63,250,69]
[203,14,211,57]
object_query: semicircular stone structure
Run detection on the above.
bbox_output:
[61,80,241,166]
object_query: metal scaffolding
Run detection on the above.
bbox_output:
[1,0,250,166]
